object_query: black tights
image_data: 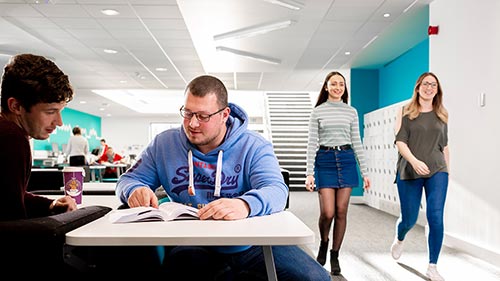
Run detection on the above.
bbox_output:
[317,187,352,251]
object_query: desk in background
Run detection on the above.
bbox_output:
[33,182,117,196]
[100,163,128,177]
[28,168,63,192]
[65,211,314,280]
[88,165,106,182]
[46,193,122,209]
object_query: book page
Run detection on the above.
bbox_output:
[159,202,199,220]
[108,202,199,223]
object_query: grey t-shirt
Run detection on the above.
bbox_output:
[395,111,448,180]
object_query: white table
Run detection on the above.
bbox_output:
[65,211,314,280]
[100,163,127,177]
[59,182,116,193]
[46,194,122,209]
[88,165,106,182]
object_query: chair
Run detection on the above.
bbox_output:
[27,168,64,193]
[0,205,111,275]
[69,155,86,166]
[281,168,290,209]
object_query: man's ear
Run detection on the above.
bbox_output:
[7,97,23,114]
[223,107,231,121]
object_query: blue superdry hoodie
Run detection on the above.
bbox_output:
[116,103,288,252]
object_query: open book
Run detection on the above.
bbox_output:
[109,201,199,223]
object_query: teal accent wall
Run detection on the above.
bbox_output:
[349,26,429,198]
[33,108,102,152]
[351,69,379,140]
[379,39,429,107]
[350,69,379,196]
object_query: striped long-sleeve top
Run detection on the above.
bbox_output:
[306,100,368,177]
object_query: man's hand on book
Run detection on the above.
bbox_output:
[198,198,249,220]
[128,187,159,208]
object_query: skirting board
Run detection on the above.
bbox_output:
[444,232,500,269]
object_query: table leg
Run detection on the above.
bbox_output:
[262,246,277,281]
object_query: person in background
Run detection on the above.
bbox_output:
[0,53,77,221]
[65,126,89,166]
[391,72,449,281]
[99,146,125,178]
[97,138,108,158]
[305,71,371,275]
[116,75,330,281]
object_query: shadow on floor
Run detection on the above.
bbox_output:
[331,273,348,280]
[397,262,428,280]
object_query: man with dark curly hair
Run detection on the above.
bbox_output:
[0,53,77,221]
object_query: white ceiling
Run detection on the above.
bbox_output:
[0,0,431,118]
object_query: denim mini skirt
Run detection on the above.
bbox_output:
[314,148,359,189]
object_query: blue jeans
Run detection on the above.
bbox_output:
[395,172,448,264]
[163,245,330,281]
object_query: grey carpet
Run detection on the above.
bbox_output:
[287,191,500,281]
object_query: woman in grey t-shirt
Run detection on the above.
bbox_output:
[391,72,449,281]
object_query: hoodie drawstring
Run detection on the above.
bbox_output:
[187,149,223,197]
[214,150,223,197]
[188,150,195,196]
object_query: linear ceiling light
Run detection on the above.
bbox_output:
[263,0,304,10]
[213,20,296,41]
[216,46,281,65]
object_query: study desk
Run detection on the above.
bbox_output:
[34,182,117,196]
[88,165,106,182]
[65,211,314,280]
[46,194,122,209]
[100,162,128,177]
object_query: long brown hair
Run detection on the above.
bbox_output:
[404,72,448,123]
[314,71,349,107]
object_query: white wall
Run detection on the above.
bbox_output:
[430,0,500,266]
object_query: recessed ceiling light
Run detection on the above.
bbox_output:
[344,51,351,55]
[103,49,118,54]
[383,13,390,18]
[101,9,120,16]
[119,80,128,84]
[216,46,281,65]
[79,101,87,104]
[403,0,419,13]
[263,0,303,10]
[214,20,296,41]
[155,67,168,72]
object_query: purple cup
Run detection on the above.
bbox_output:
[62,166,84,204]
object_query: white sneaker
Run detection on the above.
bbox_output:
[426,264,445,281]
[390,239,404,260]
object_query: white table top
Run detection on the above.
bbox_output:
[65,211,314,247]
[59,182,117,192]
[46,194,122,209]
[31,168,60,172]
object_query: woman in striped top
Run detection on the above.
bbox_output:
[305,71,371,275]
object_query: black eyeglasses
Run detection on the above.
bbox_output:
[421,82,438,89]
[179,106,226,122]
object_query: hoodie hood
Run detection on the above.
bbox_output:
[181,103,248,197]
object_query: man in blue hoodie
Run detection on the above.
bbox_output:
[116,75,330,280]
